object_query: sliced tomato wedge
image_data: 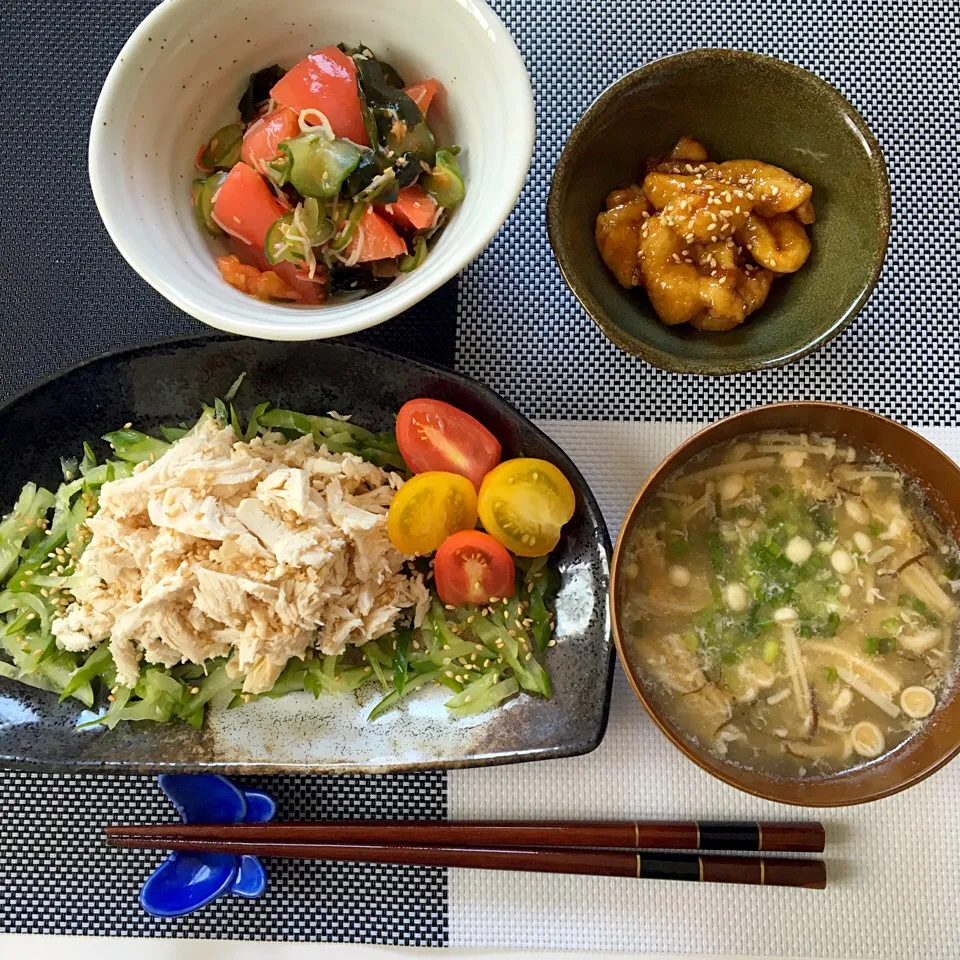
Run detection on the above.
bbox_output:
[227,238,326,305]
[434,531,516,606]
[270,46,369,146]
[212,162,286,248]
[241,106,300,170]
[383,185,438,231]
[396,399,501,490]
[404,79,440,114]
[346,207,408,262]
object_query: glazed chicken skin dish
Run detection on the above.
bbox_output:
[596,136,815,332]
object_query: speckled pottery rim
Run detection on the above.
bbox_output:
[610,402,960,806]
[547,49,892,375]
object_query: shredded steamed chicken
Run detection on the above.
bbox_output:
[51,418,429,695]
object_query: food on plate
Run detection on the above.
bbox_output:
[478,459,576,557]
[191,45,465,304]
[396,398,502,490]
[386,471,478,555]
[0,389,568,728]
[595,136,814,331]
[619,430,959,775]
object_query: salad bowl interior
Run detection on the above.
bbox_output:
[0,336,613,773]
[89,0,534,340]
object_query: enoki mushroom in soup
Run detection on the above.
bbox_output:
[620,431,959,776]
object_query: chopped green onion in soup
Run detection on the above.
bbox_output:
[621,431,959,776]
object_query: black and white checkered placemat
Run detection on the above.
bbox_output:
[458,0,960,427]
[0,773,446,943]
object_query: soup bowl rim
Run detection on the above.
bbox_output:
[610,401,960,807]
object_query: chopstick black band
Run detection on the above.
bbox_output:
[696,821,760,851]
[638,853,702,882]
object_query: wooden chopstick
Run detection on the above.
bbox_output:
[105,818,825,853]
[105,834,826,889]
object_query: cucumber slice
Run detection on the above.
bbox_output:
[278,132,362,200]
[423,149,465,208]
[200,123,243,170]
[196,171,228,236]
[265,213,301,265]
[398,236,427,273]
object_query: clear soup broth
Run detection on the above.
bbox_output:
[621,431,960,777]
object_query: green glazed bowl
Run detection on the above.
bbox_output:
[547,49,891,375]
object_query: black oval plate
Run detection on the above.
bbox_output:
[0,336,613,773]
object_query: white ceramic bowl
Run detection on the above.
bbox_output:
[89,0,534,340]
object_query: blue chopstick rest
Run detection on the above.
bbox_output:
[138,773,275,917]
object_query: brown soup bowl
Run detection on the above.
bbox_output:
[611,403,960,806]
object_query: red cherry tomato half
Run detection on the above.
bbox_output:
[396,399,502,490]
[212,162,286,248]
[269,46,369,146]
[434,530,516,607]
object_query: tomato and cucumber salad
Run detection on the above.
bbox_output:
[190,44,466,304]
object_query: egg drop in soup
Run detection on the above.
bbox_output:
[620,431,960,776]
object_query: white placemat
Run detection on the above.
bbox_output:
[448,420,960,959]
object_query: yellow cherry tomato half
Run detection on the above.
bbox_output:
[477,458,575,557]
[387,471,478,556]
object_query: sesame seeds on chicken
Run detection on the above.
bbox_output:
[51,417,429,695]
